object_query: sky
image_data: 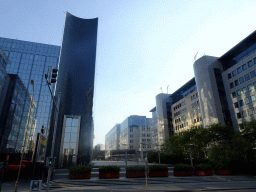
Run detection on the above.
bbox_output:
[1,0,256,147]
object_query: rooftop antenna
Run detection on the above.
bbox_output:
[194,52,198,61]
[167,85,169,94]
[160,87,163,93]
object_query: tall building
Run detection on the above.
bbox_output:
[46,12,98,167]
[0,38,60,160]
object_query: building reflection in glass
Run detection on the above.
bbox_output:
[59,115,80,168]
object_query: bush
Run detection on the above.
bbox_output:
[194,163,212,171]
[174,164,193,172]
[149,165,168,172]
[214,161,231,170]
[69,165,92,174]
[98,165,120,173]
[126,165,145,172]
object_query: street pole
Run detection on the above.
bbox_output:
[158,150,160,164]
[46,92,61,192]
[145,157,147,187]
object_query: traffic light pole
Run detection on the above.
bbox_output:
[46,91,61,192]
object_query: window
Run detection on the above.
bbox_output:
[242,110,247,117]
[248,84,253,92]
[194,119,196,123]
[234,102,239,108]
[130,134,133,138]
[248,109,253,116]
[196,93,198,98]
[237,67,242,74]
[245,97,250,104]
[244,74,250,81]
[147,127,150,131]
[250,70,256,78]
[130,140,133,143]
[239,100,244,106]
[241,87,247,94]
[142,127,145,131]
[130,127,133,132]
[234,80,239,86]
[142,133,146,137]
[239,77,245,84]
[230,82,234,89]
[197,117,200,122]
[232,92,236,98]
[193,111,195,116]
[237,90,241,96]
[130,145,133,149]
[248,61,253,68]
[242,64,248,71]
[142,139,146,142]
[232,70,237,77]
[147,133,150,137]
[227,73,232,79]
[251,95,256,102]
[237,112,242,119]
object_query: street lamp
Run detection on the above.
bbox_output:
[14,79,35,192]
[122,144,128,168]
[155,144,161,164]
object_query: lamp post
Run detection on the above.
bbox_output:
[185,143,194,174]
[155,144,161,164]
[14,79,35,192]
[122,144,128,168]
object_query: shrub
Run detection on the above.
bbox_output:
[98,165,120,173]
[126,165,145,172]
[69,165,92,174]
[194,163,212,171]
[174,164,193,172]
[214,161,231,170]
[149,165,168,172]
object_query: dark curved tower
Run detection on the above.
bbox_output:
[46,12,98,167]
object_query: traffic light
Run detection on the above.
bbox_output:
[46,157,56,167]
[47,66,58,84]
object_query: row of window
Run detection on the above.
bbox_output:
[193,116,202,123]
[191,93,198,101]
[228,58,256,79]
[142,127,150,132]
[181,114,188,120]
[231,83,256,98]
[174,107,187,117]
[229,70,256,89]
[193,108,201,116]
[192,100,199,108]
[173,100,186,111]
[175,122,189,131]
[142,133,150,137]
[142,139,151,143]
[234,95,256,108]
[237,108,256,119]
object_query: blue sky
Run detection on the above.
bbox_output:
[1,0,256,147]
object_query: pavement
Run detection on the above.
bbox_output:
[1,161,256,192]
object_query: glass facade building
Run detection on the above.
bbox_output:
[0,38,60,160]
[46,12,98,167]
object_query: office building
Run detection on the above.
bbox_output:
[0,39,60,160]
[95,144,105,151]
[0,74,37,154]
[105,124,120,159]
[46,12,98,167]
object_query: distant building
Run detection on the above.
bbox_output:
[105,124,120,159]
[95,144,105,151]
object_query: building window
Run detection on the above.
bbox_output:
[130,134,133,138]
[147,127,150,132]
[142,133,146,137]
[227,73,232,79]
[242,64,248,71]
[248,109,253,116]
[241,87,247,94]
[232,92,236,98]
[239,100,244,106]
[248,84,253,92]
[194,119,196,123]
[130,145,133,149]
[142,127,145,131]
[148,144,151,148]
[130,140,133,143]
[234,80,239,86]
[147,139,150,142]
[230,82,234,89]
[237,90,241,96]
[147,133,150,137]
[250,70,256,78]
[234,102,239,108]
[242,110,247,117]
[232,70,237,77]
[197,117,200,122]
[239,77,245,84]
[251,95,256,102]
[130,127,133,132]
[237,67,242,74]
[142,139,146,142]
[245,97,250,104]
[237,112,242,119]
[244,74,250,81]
[248,61,253,68]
